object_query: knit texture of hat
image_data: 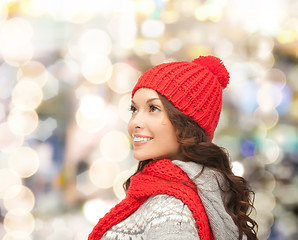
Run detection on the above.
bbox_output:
[132,55,230,140]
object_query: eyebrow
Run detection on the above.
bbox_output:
[131,97,161,104]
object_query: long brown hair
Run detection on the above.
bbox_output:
[124,93,258,240]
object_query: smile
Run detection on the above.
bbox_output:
[132,134,153,142]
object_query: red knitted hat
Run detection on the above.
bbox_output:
[132,55,229,140]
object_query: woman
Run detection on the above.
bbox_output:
[88,56,258,240]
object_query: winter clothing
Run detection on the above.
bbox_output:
[88,159,213,240]
[89,159,244,240]
[101,194,199,240]
[173,160,246,240]
[132,56,230,140]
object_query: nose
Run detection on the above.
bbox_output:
[129,111,145,129]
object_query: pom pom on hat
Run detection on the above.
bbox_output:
[132,55,230,140]
[192,56,229,88]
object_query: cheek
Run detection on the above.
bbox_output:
[127,119,133,136]
[160,121,178,143]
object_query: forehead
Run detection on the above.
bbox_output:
[132,88,159,101]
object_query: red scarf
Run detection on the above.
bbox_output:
[88,159,214,240]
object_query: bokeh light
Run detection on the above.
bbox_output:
[0,1,297,239]
[3,211,35,236]
[0,17,34,66]
[277,29,297,44]
[7,109,39,136]
[260,138,281,164]
[134,0,155,14]
[83,198,116,224]
[194,3,223,22]
[89,159,120,189]
[0,123,24,153]
[79,95,104,119]
[79,29,112,57]
[60,0,93,24]
[75,95,107,133]
[0,2,9,21]
[8,146,39,178]
[2,233,32,240]
[257,83,282,109]
[100,131,131,162]
[113,169,135,200]
[231,161,245,177]
[0,168,22,198]
[107,63,141,93]
[0,102,6,121]
[3,185,35,213]
[0,18,33,50]
[141,20,165,38]
[17,61,48,87]
[20,0,45,17]
[253,107,279,129]
[118,94,132,123]
[2,44,34,67]
[81,56,113,84]
[11,81,43,110]
[240,140,257,158]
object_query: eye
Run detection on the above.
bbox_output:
[129,105,137,113]
[149,104,160,112]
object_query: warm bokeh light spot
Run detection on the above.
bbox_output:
[0,123,24,153]
[2,44,34,67]
[100,131,131,162]
[81,56,113,84]
[260,139,281,164]
[8,109,39,136]
[108,63,141,94]
[89,159,120,189]
[79,95,104,119]
[118,94,132,123]
[0,17,33,49]
[0,18,34,66]
[75,108,106,133]
[3,185,35,213]
[113,169,134,200]
[4,210,35,235]
[17,61,48,87]
[257,83,282,109]
[11,81,43,110]
[83,198,116,224]
[75,95,106,133]
[254,107,279,129]
[0,168,22,198]
[2,233,32,240]
[8,146,39,178]
[141,20,165,38]
[277,29,297,44]
[231,161,245,177]
[79,29,112,56]
[20,0,45,16]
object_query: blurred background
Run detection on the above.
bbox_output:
[0,0,297,239]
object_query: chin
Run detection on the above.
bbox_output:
[134,155,148,161]
[134,153,156,161]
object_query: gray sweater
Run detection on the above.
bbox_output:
[101,160,244,240]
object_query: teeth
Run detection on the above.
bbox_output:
[132,134,152,142]
[134,137,152,142]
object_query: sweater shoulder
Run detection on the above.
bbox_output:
[102,194,199,240]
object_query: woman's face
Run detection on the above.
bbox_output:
[128,88,181,161]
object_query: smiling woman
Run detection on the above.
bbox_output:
[89,56,258,240]
[128,88,181,161]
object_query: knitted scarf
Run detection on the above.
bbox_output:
[88,159,214,240]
